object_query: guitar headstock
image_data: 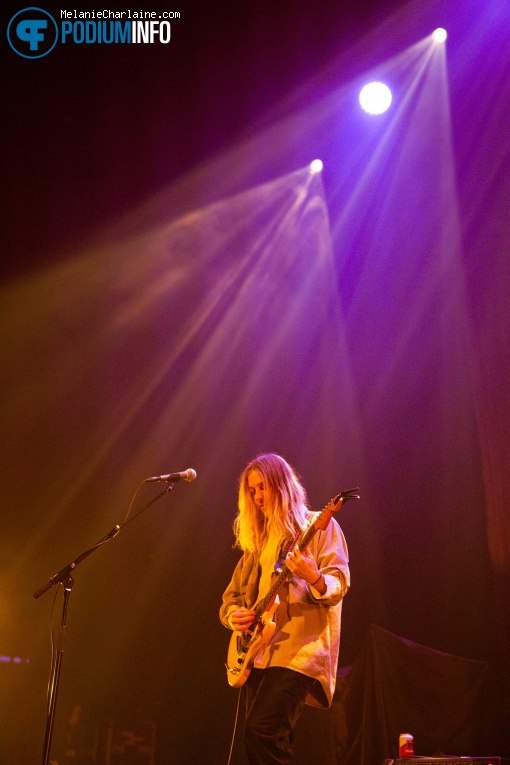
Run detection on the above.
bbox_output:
[313,487,360,531]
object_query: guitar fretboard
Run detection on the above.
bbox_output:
[254,505,334,618]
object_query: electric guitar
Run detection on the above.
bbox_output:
[225,487,359,688]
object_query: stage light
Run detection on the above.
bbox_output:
[432,28,447,43]
[310,159,323,174]
[359,82,392,115]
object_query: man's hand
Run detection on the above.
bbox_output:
[286,545,326,594]
[286,544,318,582]
[229,607,256,632]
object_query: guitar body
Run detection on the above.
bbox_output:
[226,596,279,688]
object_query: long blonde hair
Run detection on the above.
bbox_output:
[233,453,310,553]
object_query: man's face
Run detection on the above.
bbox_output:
[248,469,268,515]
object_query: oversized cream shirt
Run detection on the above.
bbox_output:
[220,517,349,707]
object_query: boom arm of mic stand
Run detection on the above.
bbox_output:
[33,483,172,599]
[33,525,120,599]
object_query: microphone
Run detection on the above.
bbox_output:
[146,468,197,483]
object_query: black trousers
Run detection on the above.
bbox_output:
[244,667,314,765]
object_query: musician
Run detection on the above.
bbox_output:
[220,453,350,765]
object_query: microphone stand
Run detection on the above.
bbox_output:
[33,481,176,765]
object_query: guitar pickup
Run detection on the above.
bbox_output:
[236,635,247,653]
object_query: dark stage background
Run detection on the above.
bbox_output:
[1,0,509,763]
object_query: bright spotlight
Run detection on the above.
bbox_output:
[310,159,323,174]
[359,82,392,115]
[432,28,447,43]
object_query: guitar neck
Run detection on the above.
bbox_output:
[254,520,318,617]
